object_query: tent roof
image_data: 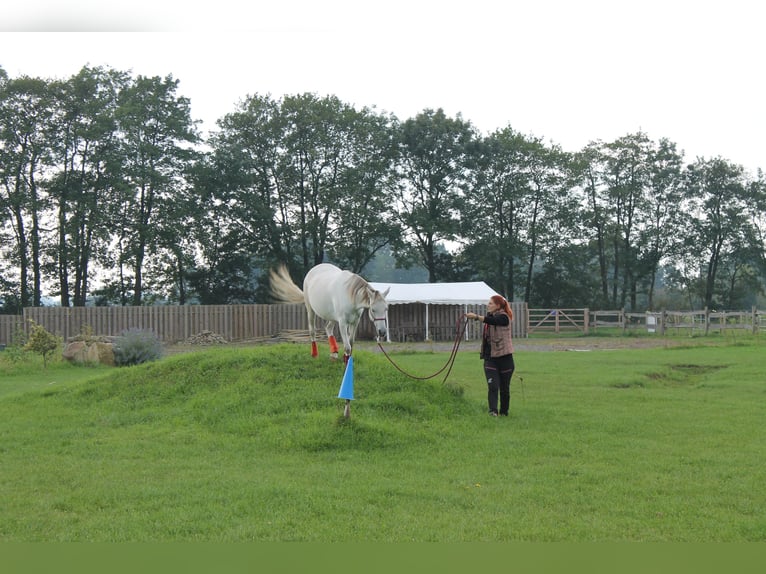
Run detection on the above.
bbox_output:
[368,281,498,305]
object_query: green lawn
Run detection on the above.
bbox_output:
[0,338,764,541]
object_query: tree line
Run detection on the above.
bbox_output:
[1,65,765,314]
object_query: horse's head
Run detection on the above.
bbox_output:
[367,286,390,340]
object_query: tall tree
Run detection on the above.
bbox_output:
[394,108,478,282]
[683,157,754,308]
[0,75,53,308]
[326,106,400,274]
[111,74,199,305]
[641,137,685,309]
[146,156,205,304]
[575,142,610,306]
[280,93,363,271]
[576,132,661,309]
[601,132,652,309]
[200,93,294,300]
[205,93,402,293]
[464,127,575,301]
[520,140,574,303]
[47,65,127,306]
[745,170,766,284]
[461,128,528,298]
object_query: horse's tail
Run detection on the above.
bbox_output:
[269,264,305,303]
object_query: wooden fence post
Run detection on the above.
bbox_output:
[583,308,589,335]
[621,308,626,335]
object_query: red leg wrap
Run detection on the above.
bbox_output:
[329,335,339,354]
[311,341,318,357]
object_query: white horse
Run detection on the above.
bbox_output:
[269,263,390,363]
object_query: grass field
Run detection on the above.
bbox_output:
[1,336,764,541]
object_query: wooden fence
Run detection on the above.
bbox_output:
[527,308,590,334]
[3,304,761,348]
[526,307,764,335]
[0,304,307,346]
[645,307,766,335]
[0,314,23,348]
[0,302,527,346]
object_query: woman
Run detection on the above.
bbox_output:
[466,295,515,417]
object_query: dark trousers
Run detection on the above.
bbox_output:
[483,354,515,415]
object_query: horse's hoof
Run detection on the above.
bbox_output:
[330,352,339,360]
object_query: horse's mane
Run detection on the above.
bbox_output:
[346,273,372,306]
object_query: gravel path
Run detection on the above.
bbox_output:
[356,335,688,354]
[166,334,690,355]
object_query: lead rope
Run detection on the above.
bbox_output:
[376,314,470,384]
[377,315,526,402]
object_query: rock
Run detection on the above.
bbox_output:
[63,340,115,366]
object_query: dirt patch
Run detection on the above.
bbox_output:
[645,363,729,387]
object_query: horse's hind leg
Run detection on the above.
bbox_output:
[325,321,339,360]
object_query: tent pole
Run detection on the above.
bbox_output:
[464,304,468,340]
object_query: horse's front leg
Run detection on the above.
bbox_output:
[325,321,339,360]
[339,321,355,365]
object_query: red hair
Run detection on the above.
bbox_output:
[491,295,513,320]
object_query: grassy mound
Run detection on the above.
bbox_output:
[19,344,471,453]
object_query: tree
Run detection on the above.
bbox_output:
[464,127,576,301]
[394,108,478,282]
[575,141,611,307]
[46,65,127,306]
[601,132,653,309]
[110,74,199,305]
[208,94,291,261]
[530,242,602,307]
[460,128,528,298]
[682,157,755,308]
[203,93,402,299]
[326,106,401,274]
[578,132,671,308]
[641,138,685,309]
[745,170,766,290]
[280,93,376,271]
[0,75,53,308]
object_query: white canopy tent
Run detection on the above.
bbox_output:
[368,281,499,342]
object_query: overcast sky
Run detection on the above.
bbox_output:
[2,1,764,173]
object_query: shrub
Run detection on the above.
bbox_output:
[24,320,61,368]
[113,328,163,367]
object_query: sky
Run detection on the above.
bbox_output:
[2,0,764,174]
